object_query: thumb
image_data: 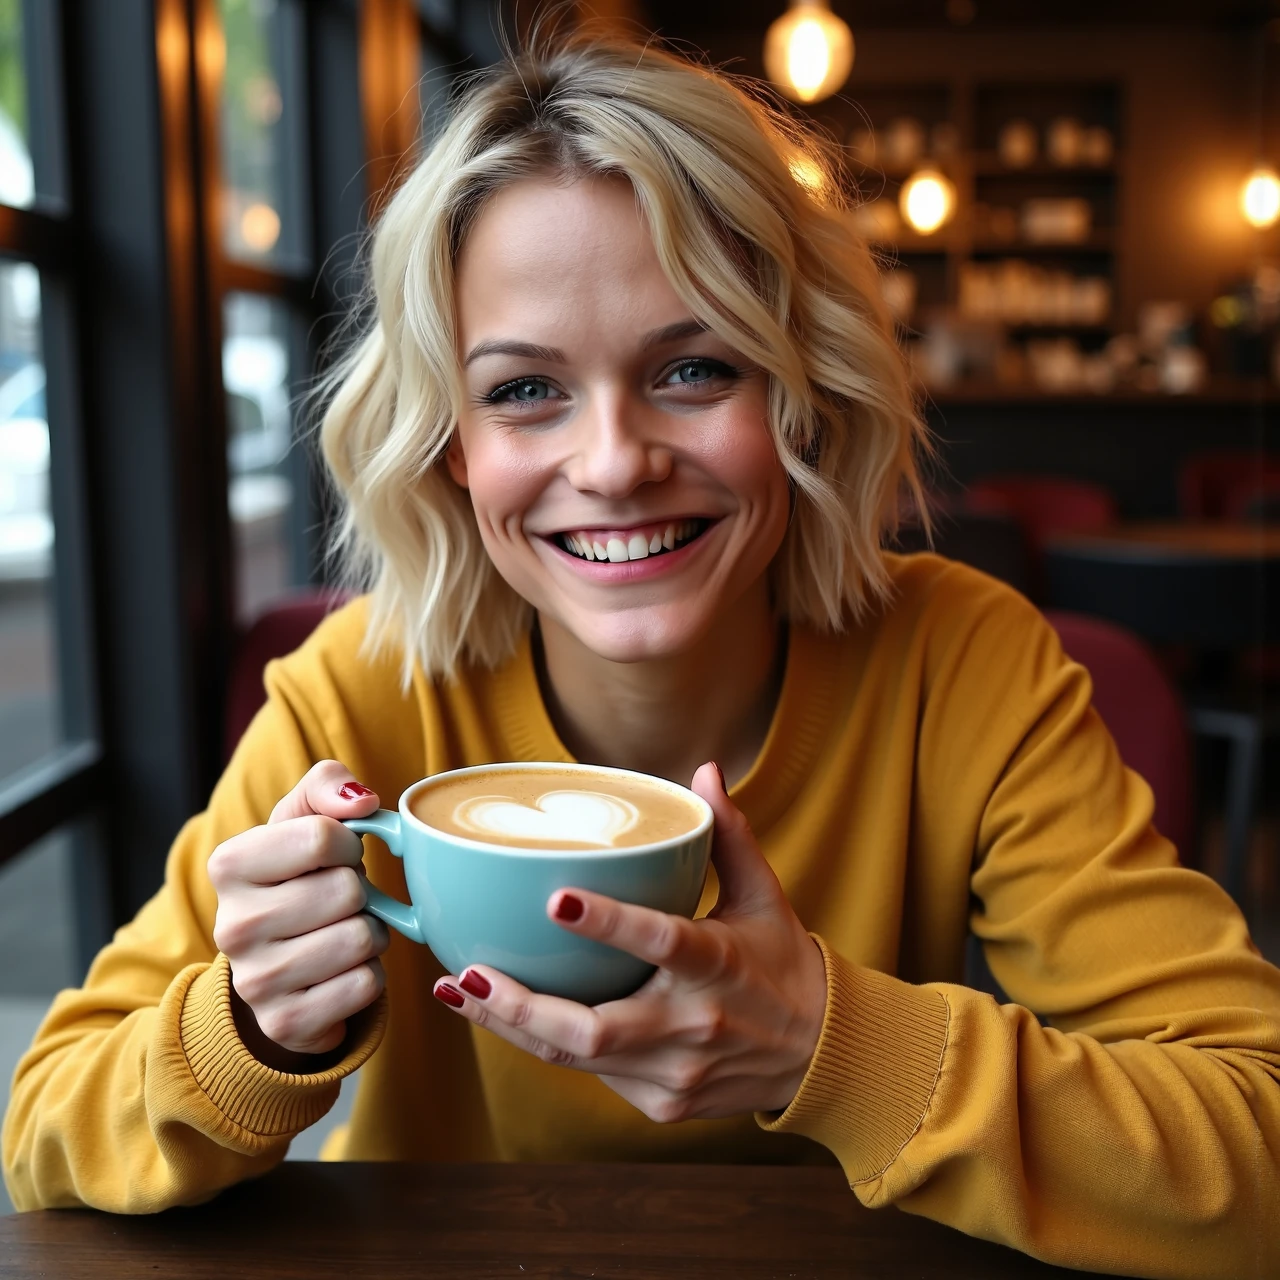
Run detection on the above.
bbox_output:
[690,762,780,917]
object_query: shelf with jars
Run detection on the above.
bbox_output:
[821,78,1127,397]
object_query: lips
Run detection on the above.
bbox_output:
[552,518,711,563]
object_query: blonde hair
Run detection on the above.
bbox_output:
[319,33,930,684]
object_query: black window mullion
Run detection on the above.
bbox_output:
[0,204,72,270]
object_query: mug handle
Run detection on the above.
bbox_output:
[343,810,426,944]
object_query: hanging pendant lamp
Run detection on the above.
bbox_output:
[763,0,854,105]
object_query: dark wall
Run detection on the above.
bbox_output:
[928,398,1276,517]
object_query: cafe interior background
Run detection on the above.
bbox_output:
[0,0,1277,1213]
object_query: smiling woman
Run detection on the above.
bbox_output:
[5,30,1280,1280]
[318,35,926,683]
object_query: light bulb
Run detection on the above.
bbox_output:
[240,202,281,253]
[764,1,854,105]
[1241,167,1280,229]
[899,169,955,235]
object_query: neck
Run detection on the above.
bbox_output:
[535,583,785,789]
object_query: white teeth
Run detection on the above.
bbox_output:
[564,522,703,563]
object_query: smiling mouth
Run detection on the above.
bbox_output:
[553,518,712,563]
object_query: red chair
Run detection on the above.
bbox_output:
[1044,610,1193,860]
[1179,451,1280,521]
[964,476,1117,603]
[965,476,1118,550]
[1224,472,1280,524]
[224,589,353,760]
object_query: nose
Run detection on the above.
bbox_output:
[564,389,672,497]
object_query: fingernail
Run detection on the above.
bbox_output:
[434,982,465,1008]
[553,892,584,923]
[339,782,374,800]
[459,970,491,999]
[710,761,726,793]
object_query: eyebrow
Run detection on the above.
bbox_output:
[462,319,710,367]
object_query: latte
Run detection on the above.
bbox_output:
[409,766,703,850]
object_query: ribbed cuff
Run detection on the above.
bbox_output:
[178,954,387,1139]
[758,938,950,1183]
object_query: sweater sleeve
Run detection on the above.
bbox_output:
[762,579,1280,1280]
[2,610,389,1212]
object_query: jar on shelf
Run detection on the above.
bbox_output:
[997,119,1037,168]
[1045,116,1084,167]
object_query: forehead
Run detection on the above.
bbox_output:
[453,176,689,347]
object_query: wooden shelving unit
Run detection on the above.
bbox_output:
[813,79,1124,358]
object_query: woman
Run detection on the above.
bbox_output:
[5,35,1278,1278]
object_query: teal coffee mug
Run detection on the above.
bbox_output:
[343,762,714,1005]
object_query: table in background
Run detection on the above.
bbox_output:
[0,1161,1107,1279]
[1044,522,1280,649]
[1045,522,1280,902]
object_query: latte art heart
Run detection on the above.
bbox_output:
[453,789,641,848]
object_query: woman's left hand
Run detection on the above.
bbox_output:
[431,762,828,1123]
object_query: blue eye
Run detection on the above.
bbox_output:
[511,380,549,401]
[666,359,738,386]
[486,377,557,404]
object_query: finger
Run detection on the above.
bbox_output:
[255,957,386,1056]
[232,913,390,1007]
[210,813,366,889]
[546,888,724,982]
[259,864,381,941]
[433,972,597,1069]
[690,762,780,916]
[438,963,669,1066]
[269,760,380,825]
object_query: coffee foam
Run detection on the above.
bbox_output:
[410,767,701,850]
[452,790,640,848]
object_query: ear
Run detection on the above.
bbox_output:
[444,430,469,489]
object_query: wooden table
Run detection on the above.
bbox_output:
[0,1161,1107,1279]
[1044,521,1280,649]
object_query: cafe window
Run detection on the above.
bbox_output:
[216,0,316,625]
[0,0,95,997]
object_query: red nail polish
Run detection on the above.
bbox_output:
[710,762,726,792]
[459,970,491,999]
[434,983,465,1008]
[338,782,374,800]
[554,893,584,923]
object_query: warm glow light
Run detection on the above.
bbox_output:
[764,0,854,105]
[240,202,281,253]
[1241,167,1280,229]
[899,168,955,234]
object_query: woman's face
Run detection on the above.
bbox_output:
[448,176,790,664]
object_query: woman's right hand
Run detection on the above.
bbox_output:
[208,760,391,1068]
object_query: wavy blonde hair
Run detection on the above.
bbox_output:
[319,33,930,684]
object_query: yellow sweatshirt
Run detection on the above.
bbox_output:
[4,554,1279,1277]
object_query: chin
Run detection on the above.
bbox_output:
[554,604,715,665]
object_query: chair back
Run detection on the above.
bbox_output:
[1224,472,1280,524]
[966,476,1117,551]
[891,509,1031,597]
[1179,451,1280,520]
[1044,609,1193,859]
[225,590,352,760]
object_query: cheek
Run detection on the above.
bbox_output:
[455,433,549,533]
[697,412,790,515]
